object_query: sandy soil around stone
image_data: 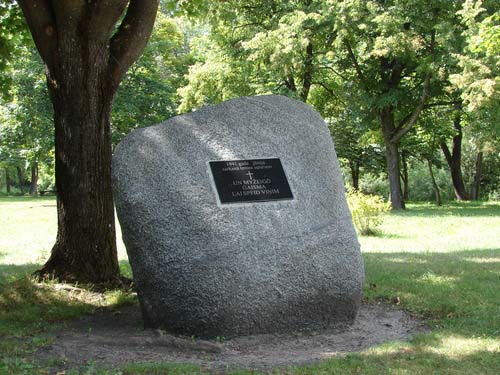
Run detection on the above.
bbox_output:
[36,303,425,373]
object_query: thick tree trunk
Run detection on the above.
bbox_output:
[29,162,38,195]
[440,105,469,200]
[470,151,483,200]
[17,166,25,195]
[381,107,405,209]
[5,168,11,193]
[401,150,409,201]
[427,159,441,206]
[38,32,119,284]
[18,0,159,284]
[349,160,360,190]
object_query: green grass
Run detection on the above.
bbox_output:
[1,197,499,374]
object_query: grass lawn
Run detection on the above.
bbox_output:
[1,196,499,374]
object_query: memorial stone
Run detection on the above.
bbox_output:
[112,95,364,338]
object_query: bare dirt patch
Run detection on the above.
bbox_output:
[36,303,425,373]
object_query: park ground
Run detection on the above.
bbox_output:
[0,196,499,374]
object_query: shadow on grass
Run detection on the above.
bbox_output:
[363,248,500,337]
[0,277,100,336]
[369,231,410,239]
[0,247,498,373]
[0,263,41,285]
[0,267,137,337]
[0,196,56,204]
[391,202,500,218]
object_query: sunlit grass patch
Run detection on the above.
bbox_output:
[419,272,457,286]
[462,257,500,264]
[360,202,500,254]
[420,334,500,359]
[0,196,128,271]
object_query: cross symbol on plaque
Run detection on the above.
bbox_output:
[246,171,254,180]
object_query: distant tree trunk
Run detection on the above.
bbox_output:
[470,151,483,200]
[427,159,441,206]
[381,107,405,209]
[5,168,11,193]
[401,150,409,201]
[440,104,469,200]
[300,40,313,102]
[349,160,360,190]
[29,162,38,195]
[17,166,25,195]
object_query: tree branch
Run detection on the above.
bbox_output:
[318,65,349,82]
[344,38,368,92]
[312,81,347,107]
[17,0,57,68]
[391,73,431,143]
[422,100,461,109]
[440,141,452,166]
[109,0,159,87]
[88,0,129,39]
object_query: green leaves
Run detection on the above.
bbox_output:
[112,14,193,144]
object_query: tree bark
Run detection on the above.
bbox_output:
[17,166,24,195]
[5,168,11,193]
[29,162,38,195]
[470,151,483,200]
[381,107,405,209]
[18,0,159,284]
[348,160,360,190]
[440,105,469,200]
[38,23,120,283]
[300,40,313,102]
[401,150,409,201]
[427,159,441,206]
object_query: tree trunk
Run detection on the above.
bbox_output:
[401,150,409,201]
[300,40,313,102]
[17,166,25,195]
[440,104,469,200]
[381,107,405,209]
[5,168,11,193]
[38,30,119,284]
[470,151,483,200]
[29,162,38,195]
[18,0,159,284]
[349,160,360,190]
[427,159,441,206]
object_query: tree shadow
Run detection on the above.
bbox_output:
[0,263,41,285]
[0,263,137,337]
[392,202,500,218]
[0,276,100,336]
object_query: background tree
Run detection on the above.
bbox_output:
[0,0,28,96]
[0,43,53,195]
[112,13,193,145]
[17,0,159,284]
[450,0,499,199]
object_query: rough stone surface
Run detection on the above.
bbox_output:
[112,95,364,338]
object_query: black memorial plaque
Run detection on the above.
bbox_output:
[209,158,294,204]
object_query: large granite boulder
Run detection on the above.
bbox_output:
[112,95,364,338]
